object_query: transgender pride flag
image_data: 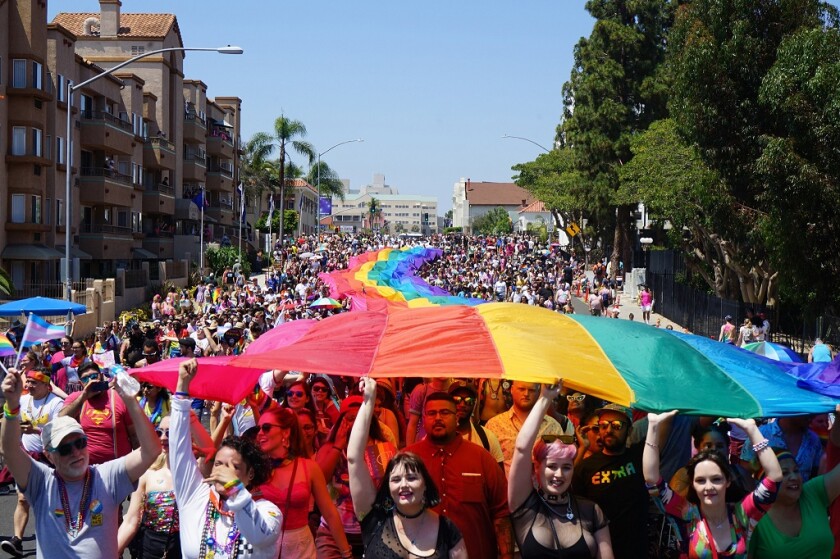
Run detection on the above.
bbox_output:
[20,314,66,348]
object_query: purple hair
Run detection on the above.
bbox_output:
[533,439,577,463]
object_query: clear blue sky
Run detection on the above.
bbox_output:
[49,0,595,211]
[49,1,840,213]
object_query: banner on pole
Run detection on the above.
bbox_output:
[319,196,333,217]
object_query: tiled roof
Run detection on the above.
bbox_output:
[466,181,536,207]
[519,200,547,213]
[52,12,182,46]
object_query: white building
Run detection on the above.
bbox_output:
[451,178,536,233]
[330,193,438,235]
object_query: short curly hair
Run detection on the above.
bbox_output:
[219,436,272,488]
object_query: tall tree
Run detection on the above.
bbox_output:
[305,160,345,201]
[248,116,315,243]
[558,0,674,278]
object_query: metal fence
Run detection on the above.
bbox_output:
[7,281,91,301]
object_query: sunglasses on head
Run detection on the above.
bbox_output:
[452,395,475,405]
[286,390,305,398]
[597,420,627,431]
[259,423,283,433]
[566,394,586,402]
[51,436,88,456]
[541,434,576,445]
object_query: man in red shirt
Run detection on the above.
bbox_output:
[405,392,513,559]
[58,362,137,464]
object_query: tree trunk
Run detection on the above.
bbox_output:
[278,142,286,244]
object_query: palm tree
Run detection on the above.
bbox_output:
[305,160,346,201]
[247,115,315,242]
[0,267,14,297]
[367,197,383,231]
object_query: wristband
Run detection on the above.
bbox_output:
[3,403,21,419]
[223,478,241,490]
[224,480,245,499]
[174,391,190,400]
[752,438,770,453]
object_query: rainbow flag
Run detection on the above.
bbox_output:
[0,335,15,357]
[20,314,66,348]
[318,246,484,312]
[212,287,223,304]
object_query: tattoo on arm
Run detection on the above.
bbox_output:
[494,516,515,559]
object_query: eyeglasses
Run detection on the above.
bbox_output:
[311,386,329,393]
[597,420,627,432]
[452,395,475,405]
[424,409,456,418]
[542,434,576,445]
[566,394,586,402]
[580,425,600,435]
[155,429,169,437]
[259,423,284,433]
[286,390,305,398]
[51,436,88,456]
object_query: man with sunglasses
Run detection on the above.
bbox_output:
[485,381,573,477]
[0,364,161,558]
[59,362,139,465]
[449,380,504,470]
[572,403,650,559]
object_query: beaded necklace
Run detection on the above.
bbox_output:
[55,468,94,538]
[198,495,240,558]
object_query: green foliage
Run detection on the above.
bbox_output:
[256,209,299,235]
[0,266,14,297]
[205,246,252,277]
[472,207,513,235]
[443,226,462,234]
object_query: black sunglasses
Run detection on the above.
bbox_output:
[311,386,329,393]
[286,390,305,398]
[52,436,88,456]
[541,434,576,445]
[259,423,283,433]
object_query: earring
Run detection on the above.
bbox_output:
[383,497,394,511]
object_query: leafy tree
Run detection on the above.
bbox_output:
[255,209,299,235]
[205,246,251,277]
[472,207,513,235]
[0,267,14,297]
[305,160,345,201]
[557,0,674,278]
[248,116,316,242]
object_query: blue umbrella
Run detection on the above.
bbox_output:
[0,296,87,316]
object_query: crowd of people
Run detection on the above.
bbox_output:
[0,232,838,558]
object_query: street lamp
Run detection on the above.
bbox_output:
[316,138,363,235]
[640,236,653,270]
[63,45,243,300]
[501,134,551,153]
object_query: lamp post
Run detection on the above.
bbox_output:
[316,139,363,236]
[501,133,551,153]
[63,45,243,300]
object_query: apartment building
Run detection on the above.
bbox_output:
[331,193,438,235]
[0,0,247,293]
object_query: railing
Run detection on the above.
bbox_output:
[80,223,132,235]
[7,281,90,300]
[124,269,148,288]
[80,167,133,186]
[145,136,176,152]
[184,149,207,163]
[146,181,175,196]
[215,200,233,210]
[209,163,233,177]
[81,111,133,132]
[184,112,207,126]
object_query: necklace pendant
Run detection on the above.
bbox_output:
[490,393,498,400]
[566,511,574,520]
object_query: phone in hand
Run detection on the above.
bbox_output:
[90,381,109,392]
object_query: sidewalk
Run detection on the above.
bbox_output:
[573,288,685,331]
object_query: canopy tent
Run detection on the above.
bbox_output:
[0,296,87,316]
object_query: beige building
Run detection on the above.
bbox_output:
[0,0,247,295]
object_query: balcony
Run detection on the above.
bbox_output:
[206,133,234,159]
[78,167,134,207]
[79,111,136,155]
[183,150,206,182]
[143,235,175,260]
[206,201,233,225]
[78,224,134,259]
[142,181,176,215]
[143,136,176,170]
[183,112,207,144]
[206,163,234,192]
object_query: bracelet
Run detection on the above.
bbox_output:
[752,438,770,453]
[224,480,246,499]
[3,409,20,420]
[645,441,659,449]
[223,478,241,490]
[3,403,21,416]
[174,391,190,397]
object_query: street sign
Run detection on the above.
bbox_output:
[565,222,581,237]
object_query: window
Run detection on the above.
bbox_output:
[57,74,66,102]
[80,95,93,118]
[12,59,26,87]
[57,137,66,165]
[131,46,145,56]
[32,128,43,157]
[131,211,142,233]
[56,199,65,226]
[32,61,43,90]
[117,211,128,228]
[12,127,26,155]
[31,195,41,224]
[11,194,25,223]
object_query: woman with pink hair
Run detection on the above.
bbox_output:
[509,382,614,559]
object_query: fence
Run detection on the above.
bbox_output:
[8,280,91,300]
[124,269,148,289]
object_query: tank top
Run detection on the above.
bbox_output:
[258,458,312,530]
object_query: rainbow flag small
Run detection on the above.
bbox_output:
[212,287,223,304]
[0,335,15,357]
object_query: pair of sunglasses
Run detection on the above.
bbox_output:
[452,395,475,405]
[51,436,88,456]
[541,434,576,445]
[311,386,329,393]
[287,390,305,398]
[155,428,170,437]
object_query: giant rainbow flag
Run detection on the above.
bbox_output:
[318,246,484,312]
